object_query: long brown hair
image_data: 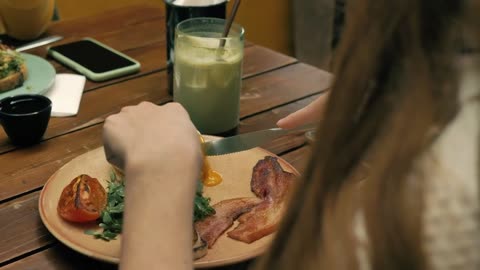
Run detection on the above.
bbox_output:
[254,0,469,269]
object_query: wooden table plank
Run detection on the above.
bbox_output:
[0,193,52,267]
[1,242,253,270]
[0,92,325,265]
[240,63,331,115]
[52,13,166,53]
[243,46,297,78]
[0,63,329,202]
[48,5,165,41]
[0,127,103,203]
[1,243,116,270]
[281,145,313,175]
[0,45,297,154]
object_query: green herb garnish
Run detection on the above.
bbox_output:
[0,49,24,79]
[85,171,124,241]
[194,181,216,222]
[86,171,215,241]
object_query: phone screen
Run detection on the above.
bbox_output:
[49,40,136,73]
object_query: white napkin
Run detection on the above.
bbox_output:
[45,74,86,117]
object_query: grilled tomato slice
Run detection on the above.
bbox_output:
[57,174,107,222]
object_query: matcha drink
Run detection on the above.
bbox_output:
[173,18,244,135]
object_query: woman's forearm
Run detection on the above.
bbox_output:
[102,102,202,270]
[120,159,198,270]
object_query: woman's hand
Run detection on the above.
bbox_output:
[103,101,202,174]
[103,102,201,270]
[276,92,329,129]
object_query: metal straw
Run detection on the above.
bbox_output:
[219,0,241,48]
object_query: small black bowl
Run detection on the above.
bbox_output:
[0,94,52,146]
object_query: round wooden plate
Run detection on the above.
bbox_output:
[39,143,298,268]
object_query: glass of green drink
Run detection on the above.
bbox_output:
[173,17,244,135]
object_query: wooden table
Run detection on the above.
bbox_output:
[0,5,331,270]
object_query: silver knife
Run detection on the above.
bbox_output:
[203,123,317,156]
[16,35,63,52]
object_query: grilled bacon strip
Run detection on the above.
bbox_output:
[228,157,295,243]
[195,197,262,248]
[196,156,296,247]
[251,156,295,200]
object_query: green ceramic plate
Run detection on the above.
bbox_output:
[0,53,56,100]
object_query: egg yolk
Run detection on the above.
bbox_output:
[202,159,222,186]
[199,133,222,187]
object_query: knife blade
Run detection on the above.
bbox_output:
[203,123,317,156]
[16,35,63,52]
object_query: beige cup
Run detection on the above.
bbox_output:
[0,0,54,40]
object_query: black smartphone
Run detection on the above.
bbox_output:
[48,38,141,81]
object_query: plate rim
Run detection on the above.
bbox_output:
[39,145,299,267]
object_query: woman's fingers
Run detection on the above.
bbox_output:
[276,93,329,129]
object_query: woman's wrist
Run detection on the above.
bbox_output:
[125,144,202,178]
[124,147,201,199]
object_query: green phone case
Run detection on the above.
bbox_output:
[48,37,141,81]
